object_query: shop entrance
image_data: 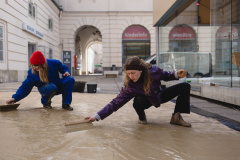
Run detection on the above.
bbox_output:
[122,25,150,66]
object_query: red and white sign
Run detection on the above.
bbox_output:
[169,26,196,40]
[122,25,150,40]
[216,26,238,40]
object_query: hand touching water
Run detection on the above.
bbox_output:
[6,98,16,104]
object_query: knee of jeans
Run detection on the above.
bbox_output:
[40,83,57,96]
[64,76,75,84]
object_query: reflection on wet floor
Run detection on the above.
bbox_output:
[65,122,94,133]
[0,92,240,159]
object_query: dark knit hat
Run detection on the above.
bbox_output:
[30,51,46,65]
[124,56,145,71]
[125,63,144,71]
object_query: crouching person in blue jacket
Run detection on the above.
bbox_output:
[6,51,75,111]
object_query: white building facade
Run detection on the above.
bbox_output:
[0,0,61,82]
[0,0,155,82]
[58,0,155,75]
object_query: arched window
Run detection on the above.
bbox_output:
[122,25,150,65]
[169,25,196,52]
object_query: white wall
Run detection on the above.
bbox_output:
[58,0,152,12]
[0,0,155,81]
[60,11,155,70]
[0,0,60,82]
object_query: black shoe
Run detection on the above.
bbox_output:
[43,91,56,109]
[62,104,73,111]
[43,104,52,109]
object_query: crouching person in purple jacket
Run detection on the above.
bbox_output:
[6,51,75,111]
[86,56,191,127]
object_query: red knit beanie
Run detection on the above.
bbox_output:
[30,51,46,65]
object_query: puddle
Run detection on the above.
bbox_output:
[65,122,94,133]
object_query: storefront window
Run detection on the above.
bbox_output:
[169,25,197,52]
[215,26,238,74]
[156,0,240,87]
[157,1,200,81]
[122,41,150,64]
[122,25,150,65]
[211,0,240,87]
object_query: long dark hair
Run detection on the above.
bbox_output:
[123,56,151,95]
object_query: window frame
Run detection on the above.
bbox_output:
[28,1,35,19]
[48,18,53,31]
[0,26,3,62]
[49,48,53,59]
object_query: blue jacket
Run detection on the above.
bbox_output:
[12,59,70,101]
[97,65,178,120]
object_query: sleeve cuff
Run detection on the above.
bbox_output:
[174,71,179,79]
[94,114,101,121]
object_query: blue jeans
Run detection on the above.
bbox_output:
[39,76,75,105]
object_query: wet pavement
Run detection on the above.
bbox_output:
[0,75,240,159]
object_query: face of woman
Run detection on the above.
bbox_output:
[32,65,40,72]
[126,70,142,82]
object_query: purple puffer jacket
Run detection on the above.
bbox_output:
[97,65,178,120]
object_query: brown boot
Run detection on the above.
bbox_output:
[170,112,191,127]
[138,119,148,125]
[138,116,147,125]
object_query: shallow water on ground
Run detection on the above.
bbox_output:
[0,92,240,160]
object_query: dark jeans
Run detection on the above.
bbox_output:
[133,82,190,120]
